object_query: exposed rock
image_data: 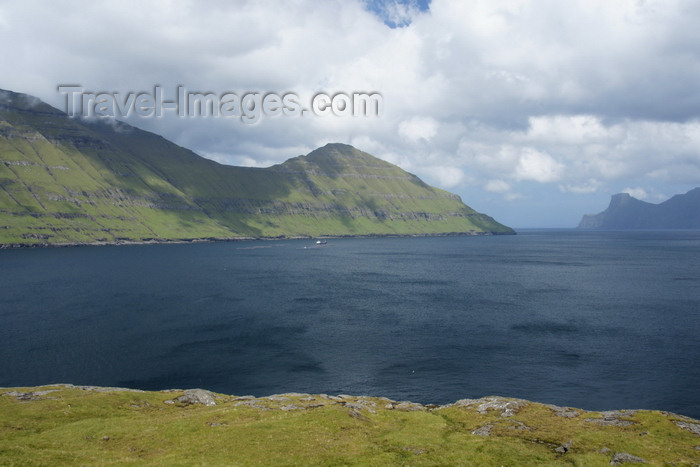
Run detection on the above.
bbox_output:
[585,419,635,427]
[265,395,292,402]
[233,400,271,410]
[279,405,305,411]
[605,410,638,417]
[57,384,145,393]
[470,419,531,437]
[375,396,395,403]
[343,400,377,414]
[585,411,637,427]
[385,401,426,412]
[452,396,528,417]
[319,394,344,402]
[173,389,217,407]
[402,446,425,455]
[544,403,581,418]
[471,424,494,437]
[2,390,59,401]
[505,420,532,431]
[554,440,573,454]
[674,420,700,436]
[348,409,368,420]
[610,452,647,465]
[231,395,256,401]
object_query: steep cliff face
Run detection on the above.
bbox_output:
[0,89,513,246]
[578,188,700,229]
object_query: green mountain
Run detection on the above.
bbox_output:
[578,188,700,229]
[0,89,513,246]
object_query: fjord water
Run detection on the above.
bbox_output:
[1,231,699,418]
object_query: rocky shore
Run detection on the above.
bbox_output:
[0,230,512,249]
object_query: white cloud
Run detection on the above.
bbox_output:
[2,0,700,227]
[484,179,511,193]
[420,166,464,188]
[524,115,616,146]
[622,187,648,200]
[515,148,563,183]
[559,179,602,194]
[398,116,438,142]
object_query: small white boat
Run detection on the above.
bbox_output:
[315,240,327,245]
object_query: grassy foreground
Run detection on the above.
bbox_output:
[1,385,699,466]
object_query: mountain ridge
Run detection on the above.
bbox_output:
[578,188,700,229]
[0,89,513,246]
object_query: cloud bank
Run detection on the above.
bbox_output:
[1,0,699,226]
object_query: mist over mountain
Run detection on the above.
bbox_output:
[578,188,700,229]
[0,89,513,246]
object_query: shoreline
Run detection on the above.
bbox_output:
[0,230,516,249]
[2,383,699,421]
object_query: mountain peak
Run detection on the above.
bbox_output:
[303,143,391,165]
[607,192,646,210]
[312,142,359,156]
[276,143,402,178]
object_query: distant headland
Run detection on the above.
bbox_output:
[578,187,700,229]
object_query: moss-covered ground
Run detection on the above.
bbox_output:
[1,385,698,466]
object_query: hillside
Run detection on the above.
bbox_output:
[1,385,699,465]
[578,188,700,229]
[0,89,513,246]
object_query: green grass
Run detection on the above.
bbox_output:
[1,386,698,466]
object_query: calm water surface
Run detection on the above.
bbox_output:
[1,230,699,417]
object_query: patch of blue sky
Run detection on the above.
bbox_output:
[363,0,431,28]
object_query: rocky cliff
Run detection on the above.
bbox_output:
[578,188,700,229]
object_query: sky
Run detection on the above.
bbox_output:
[2,0,700,228]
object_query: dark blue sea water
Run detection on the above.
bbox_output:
[1,230,699,418]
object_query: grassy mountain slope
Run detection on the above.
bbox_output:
[0,89,513,246]
[1,385,699,466]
